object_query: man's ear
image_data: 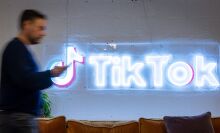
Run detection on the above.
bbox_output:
[23,20,33,30]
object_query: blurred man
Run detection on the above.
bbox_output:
[0,9,67,133]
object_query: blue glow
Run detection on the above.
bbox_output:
[194,55,220,88]
[120,56,146,88]
[167,61,194,87]
[46,42,220,91]
[145,55,171,88]
[49,45,85,88]
[88,55,112,87]
[88,55,146,88]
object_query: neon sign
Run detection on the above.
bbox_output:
[88,54,219,88]
[49,46,85,87]
[48,44,220,90]
[89,55,147,88]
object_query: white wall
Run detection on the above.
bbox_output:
[1,0,220,120]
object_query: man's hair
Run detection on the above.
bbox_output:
[19,9,47,29]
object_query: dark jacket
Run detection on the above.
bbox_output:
[0,38,53,116]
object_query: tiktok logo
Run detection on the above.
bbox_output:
[48,44,220,90]
[49,46,85,87]
[89,55,220,88]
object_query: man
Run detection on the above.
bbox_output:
[0,9,67,133]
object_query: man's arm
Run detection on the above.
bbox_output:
[6,46,53,91]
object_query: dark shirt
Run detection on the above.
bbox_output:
[0,38,53,116]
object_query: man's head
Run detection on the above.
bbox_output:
[19,9,47,45]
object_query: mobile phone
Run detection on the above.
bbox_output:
[67,63,72,68]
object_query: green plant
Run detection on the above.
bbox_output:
[41,92,52,117]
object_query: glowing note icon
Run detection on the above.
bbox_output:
[49,46,85,87]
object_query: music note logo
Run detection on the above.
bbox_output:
[49,46,85,87]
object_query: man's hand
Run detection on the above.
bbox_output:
[50,66,68,77]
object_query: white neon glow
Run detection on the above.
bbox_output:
[194,55,220,87]
[89,55,112,87]
[121,56,146,88]
[167,61,194,87]
[50,46,84,87]
[49,46,220,90]
[111,56,121,87]
[89,55,146,88]
[145,55,171,87]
